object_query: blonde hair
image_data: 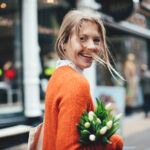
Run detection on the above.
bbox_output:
[55,10,124,80]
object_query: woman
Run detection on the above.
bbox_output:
[43,10,124,150]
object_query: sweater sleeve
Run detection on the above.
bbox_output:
[55,77,94,150]
[55,76,124,150]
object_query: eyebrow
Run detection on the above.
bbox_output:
[79,34,100,38]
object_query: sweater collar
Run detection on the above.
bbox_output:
[56,60,83,75]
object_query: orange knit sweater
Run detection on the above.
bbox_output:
[43,66,123,150]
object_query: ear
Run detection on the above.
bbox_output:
[63,42,67,50]
[60,42,65,51]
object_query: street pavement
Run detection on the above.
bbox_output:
[123,112,150,150]
[3,111,150,150]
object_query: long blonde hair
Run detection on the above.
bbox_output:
[55,10,124,80]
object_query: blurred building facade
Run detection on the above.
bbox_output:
[0,0,150,128]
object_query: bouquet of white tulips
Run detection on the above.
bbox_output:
[76,98,122,146]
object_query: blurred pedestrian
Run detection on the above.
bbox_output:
[124,53,138,115]
[43,10,124,150]
[3,61,16,81]
[140,64,150,118]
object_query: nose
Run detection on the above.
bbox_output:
[86,40,100,55]
[87,40,96,50]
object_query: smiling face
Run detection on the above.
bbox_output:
[63,21,101,70]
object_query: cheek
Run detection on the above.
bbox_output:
[72,45,82,56]
[98,48,101,55]
[72,38,82,50]
[96,46,101,55]
[74,42,82,51]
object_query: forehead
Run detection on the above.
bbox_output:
[79,21,100,35]
[68,20,101,40]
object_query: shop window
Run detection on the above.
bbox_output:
[0,0,23,114]
[37,1,69,101]
[96,35,147,108]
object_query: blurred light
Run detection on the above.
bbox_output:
[0,16,13,27]
[44,0,54,3]
[44,67,55,76]
[0,69,3,76]
[38,25,58,35]
[0,3,7,8]
[133,0,139,3]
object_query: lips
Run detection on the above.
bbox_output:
[80,53,92,58]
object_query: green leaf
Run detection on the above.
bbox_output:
[102,137,112,144]
[80,117,85,126]
[95,121,100,129]
[102,120,107,126]
[90,121,96,133]
[106,124,120,137]
[81,116,86,121]
[107,109,112,116]
[84,116,89,122]
[109,114,113,120]
[99,112,107,121]
[95,127,100,138]
[83,110,88,116]
[101,101,106,112]
[102,136,107,143]
[78,138,88,145]
[76,124,81,133]
[96,98,101,106]
[80,130,91,139]
[112,117,115,123]
[95,98,109,120]
[93,115,97,121]
[95,98,102,115]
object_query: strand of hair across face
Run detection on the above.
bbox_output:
[91,52,125,81]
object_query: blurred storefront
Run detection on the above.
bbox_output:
[0,0,70,128]
[0,0,24,127]
[95,0,150,115]
[0,0,150,128]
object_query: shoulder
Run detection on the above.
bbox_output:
[52,66,90,88]
[47,66,94,111]
[49,66,91,98]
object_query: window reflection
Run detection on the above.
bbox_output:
[0,0,22,114]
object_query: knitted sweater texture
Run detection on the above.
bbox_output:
[43,66,123,150]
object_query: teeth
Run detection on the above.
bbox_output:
[82,54,92,58]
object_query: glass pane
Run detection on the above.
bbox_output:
[96,35,147,109]
[0,0,23,114]
[38,0,69,105]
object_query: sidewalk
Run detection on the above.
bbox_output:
[123,112,150,150]
[3,111,150,150]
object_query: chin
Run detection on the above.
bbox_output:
[85,66,92,69]
[82,64,92,69]
[77,62,93,70]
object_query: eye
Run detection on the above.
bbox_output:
[93,38,100,43]
[80,36,86,41]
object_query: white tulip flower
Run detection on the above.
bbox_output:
[89,134,96,141]
[84,122,90,128]
[88,111,94,116]
[107,120,113,129]
[100,126,107,135]
[88,114,93,121]
[105,103,112,111]
[97,118,101,124]
[115,113,122,121]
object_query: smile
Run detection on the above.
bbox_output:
[80,53,92,58]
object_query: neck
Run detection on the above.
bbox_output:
[56,59,83,74]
